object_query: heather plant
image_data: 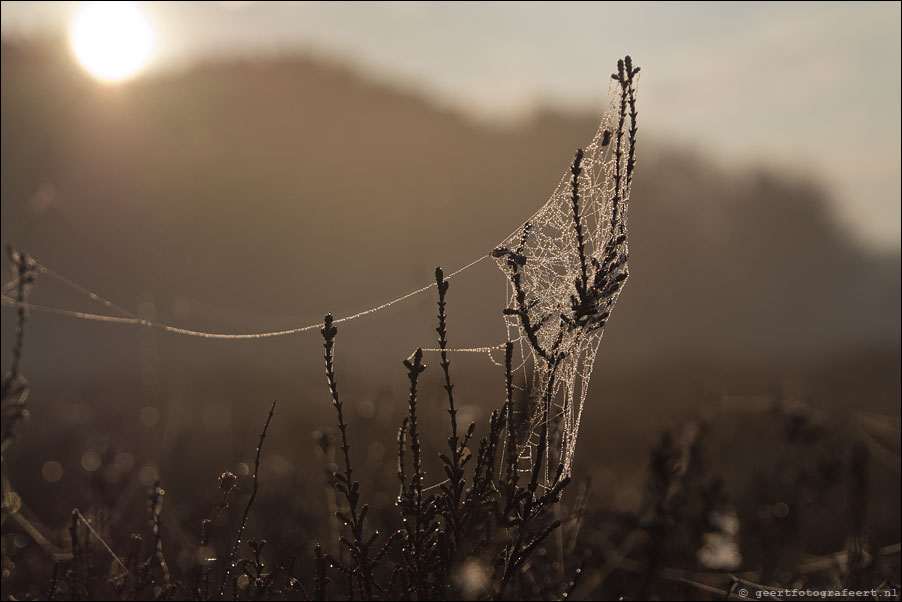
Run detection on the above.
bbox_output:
[1,246,38,453]
[311,265,575,600]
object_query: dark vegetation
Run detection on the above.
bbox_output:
[2,243,900,600]
[1,41,900,600]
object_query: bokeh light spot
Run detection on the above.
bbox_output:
[81,451,102,472]
[41,461,64,483]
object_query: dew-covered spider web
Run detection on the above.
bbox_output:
[1,57,639,483]
[493,57,639,480]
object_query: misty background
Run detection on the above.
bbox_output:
[0,0,899,564]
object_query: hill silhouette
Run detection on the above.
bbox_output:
[2,38,898,375]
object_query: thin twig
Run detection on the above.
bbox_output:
[218,400,277,598]
[73,508,129,575]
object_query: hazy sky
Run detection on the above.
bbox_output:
[2,1,900,251]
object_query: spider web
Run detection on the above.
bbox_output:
[1,58,639,484]
[493,59,639,481]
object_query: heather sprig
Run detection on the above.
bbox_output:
[320,314,393,600]
[219,400,276,599]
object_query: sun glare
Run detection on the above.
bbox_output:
[70,2,155,83]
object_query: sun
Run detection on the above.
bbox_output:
[70,2,155,83]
